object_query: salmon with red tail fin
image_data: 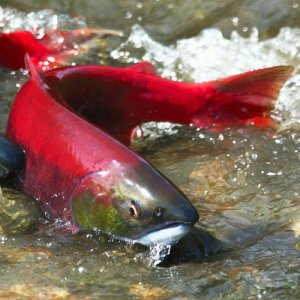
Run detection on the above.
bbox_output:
[41,63,294,145]
[4,58,293,253]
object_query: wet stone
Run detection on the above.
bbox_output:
[0,186,43,235]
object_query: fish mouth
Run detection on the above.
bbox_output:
[127,221,192,247]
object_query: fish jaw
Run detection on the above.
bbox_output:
[129,222,192,247]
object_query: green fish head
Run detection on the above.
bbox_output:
[71,163,199,246]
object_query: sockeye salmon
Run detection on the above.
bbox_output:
[0,28,121,70]
[5,56,293,248]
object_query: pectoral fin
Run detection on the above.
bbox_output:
[0,135,25,178]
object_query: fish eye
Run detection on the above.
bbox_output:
[128,200,139,219]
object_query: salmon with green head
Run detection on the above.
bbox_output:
[5,57,199,246]
[72,161,199,246]
[5,56,293,248]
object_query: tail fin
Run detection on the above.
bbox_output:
[193,66,294,129]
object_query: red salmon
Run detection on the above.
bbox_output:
[41,62,293,145]
[5,58,293,246]
[0,28,121,70]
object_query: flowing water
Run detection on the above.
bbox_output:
[0,1,300,299]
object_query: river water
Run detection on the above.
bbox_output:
[0,1,300,299]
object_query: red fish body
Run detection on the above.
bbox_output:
[41,62,293,145]
[6,61,201,244]
[6,68,166,217]
[0,31,48,70]
[5,59,293,245]
[0,28,121,70]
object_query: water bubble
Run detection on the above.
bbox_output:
[251,153,258,160]
[125,12,133,19]
[232,17,239,27]
[78,266,87,274]
[0,236,7,244]
[218,134,224,141]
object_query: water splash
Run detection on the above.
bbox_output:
[0,6,87,35]
[148,243,172,267]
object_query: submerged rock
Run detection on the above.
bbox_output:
[0,186,43,234]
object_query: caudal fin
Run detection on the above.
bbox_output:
[193,66,294,129]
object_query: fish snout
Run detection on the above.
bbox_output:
[156,195,199,227]
[174,201,199,225]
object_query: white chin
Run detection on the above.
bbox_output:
[134,223,191,247]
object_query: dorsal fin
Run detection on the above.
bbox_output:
[127,61,157,75]
[25,54,39,79]
[24,54,45,86]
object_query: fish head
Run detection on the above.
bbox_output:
[71,162,199,246]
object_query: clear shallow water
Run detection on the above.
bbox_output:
[0,1,300,299]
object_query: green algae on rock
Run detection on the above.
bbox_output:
[0,186,43,235]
